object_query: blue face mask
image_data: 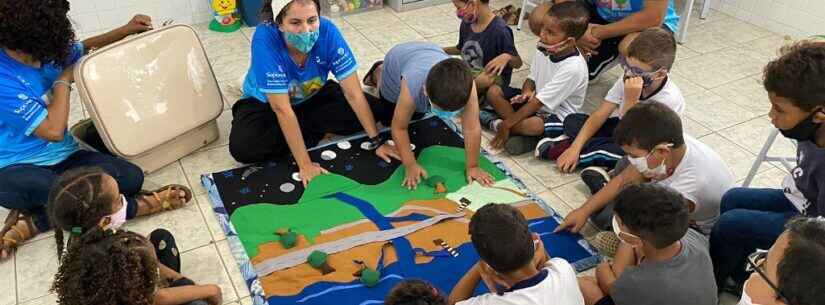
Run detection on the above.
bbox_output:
[430,102,464,120]
[283,30,320,54]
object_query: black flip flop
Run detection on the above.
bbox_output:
[362,60,384,87]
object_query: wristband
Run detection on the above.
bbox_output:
[369,135,385,148]
[53,80,72,91]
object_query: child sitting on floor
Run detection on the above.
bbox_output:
[577,183,717,305]
[482,1,590,155]
[444,0,523,94]
[555,101,733,240]
[449,203,583,305]
[386,279,447,305]
[547,27,685,177]
[48,168,220,305]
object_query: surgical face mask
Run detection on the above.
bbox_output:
[620,57,659,87]
[283,30,319,54]
[627,144,671,180]
[780,109,823,141]
[536,39,572,57]
[430,102,463,121]
[611,215,640,245]
[456,2,477,23]
[103,195,128,230]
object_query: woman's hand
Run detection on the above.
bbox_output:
[375,143,400,163]
[298,162,328,187]
[122,14,153,35]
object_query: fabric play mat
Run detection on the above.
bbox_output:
[201,116,599,305]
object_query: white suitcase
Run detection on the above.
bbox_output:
[71,24,224,174]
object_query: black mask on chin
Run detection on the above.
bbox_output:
[780,109,824,141]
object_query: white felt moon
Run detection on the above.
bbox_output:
[280,183,296,193]
[321,150,337,161]
[360,141,376,150]
[291,172,301,182]
[411,144,416,150]
[387,140,395,146]
[337,141,352,150]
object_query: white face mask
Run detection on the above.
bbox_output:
[103,195,128,230]
[611,215,640,245]
[627,144,672,180]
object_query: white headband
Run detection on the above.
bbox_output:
[271,0,290,22]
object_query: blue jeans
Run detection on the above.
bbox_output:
[709,187,798,288]
[0,150,144,232]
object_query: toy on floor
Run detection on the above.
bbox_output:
[427,175,448,194]
[209,0,241,32]
[326,0,382,14]
[353,260,381,287]
[308,250,336,274]
[434,239,459,257]
[275,228,298,249]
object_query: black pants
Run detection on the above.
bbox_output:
[563,113,624,169]
[150,229,209,305]
[229,81,381,163]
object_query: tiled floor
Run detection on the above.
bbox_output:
[1,1,794,304]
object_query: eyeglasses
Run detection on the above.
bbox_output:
[745,249,788,302]
[619,57,658,78]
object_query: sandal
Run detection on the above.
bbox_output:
[0,210,38,260]
[137,184,193,216]
[362,60,383,87]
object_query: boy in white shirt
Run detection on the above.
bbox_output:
[449,203,584,305]
[482,1,590,155]
[543,28,685,179]
[555,102,733,239]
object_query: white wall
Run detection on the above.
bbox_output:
[712,0,825,38]
[69,0,214,38]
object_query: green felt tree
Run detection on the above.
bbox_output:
[308,250,335,274]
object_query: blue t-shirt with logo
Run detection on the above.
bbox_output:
[242,17,358,105]
[0,43,84,169]
[588,0,680,33]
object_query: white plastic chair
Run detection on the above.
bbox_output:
[742,129,798,187]
[516,0,543,31]
[676,0,712,43]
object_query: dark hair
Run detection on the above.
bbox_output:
[614,100,685,151]
[260,0,321,25]
[426,58,474,111]
[777,217,825,305]
[613,183,689,249]
[547,1,590,40]
[48,167,118,258]
[469,203,533,273]
[763,41,825,112]
[52,229,159,305]
[385,279,446,305]
[627,27,677,70]
[0,0,76,65]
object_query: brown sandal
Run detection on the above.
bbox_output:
[0,210,38,260]
[137,184,193,216]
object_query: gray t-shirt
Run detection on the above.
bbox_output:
[378,41,449,113]
[782,140,825,216]
[612,229,718,305]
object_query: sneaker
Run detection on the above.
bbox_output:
[534,136,571,160]
[504,136,538,155]
[479,110,501,131]
[589,231,620,257]
[581,166,610,195]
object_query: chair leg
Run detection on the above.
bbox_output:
[516,0,530,30]
[700,0,711,19]
[676,0,695,44]
[742,129,781,187]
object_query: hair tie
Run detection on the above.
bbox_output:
[71,227,83,235]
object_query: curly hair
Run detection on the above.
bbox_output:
[763,40,825,112]
[52,229,159,305]
[385,279,446,305]
[48,167,119,258]
[0,0,76,65]
[613,183,689,249]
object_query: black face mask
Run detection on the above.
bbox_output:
[780,110,823,141]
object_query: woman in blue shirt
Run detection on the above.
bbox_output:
[0,1,191,259]
[229,0,384,186]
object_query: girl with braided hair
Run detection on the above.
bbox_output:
[48,168,221,305]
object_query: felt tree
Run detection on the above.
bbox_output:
[427,175,448,194]
[308,250,335,274]
[353,260,381,287]
[275,228,298,249]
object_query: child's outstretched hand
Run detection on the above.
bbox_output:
[510,91,534,104]
[555,146,580,173]
[466,166,494,187]
[402,162,428,190]
[122,14,153,35]
[484,53,512,76]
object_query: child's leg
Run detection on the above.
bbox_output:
[510,116,545,136]
[150,228,182,273]
[485,84,518,119]
[710,188,798,288]
[578,276,609,305]
[228,97,292,163]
